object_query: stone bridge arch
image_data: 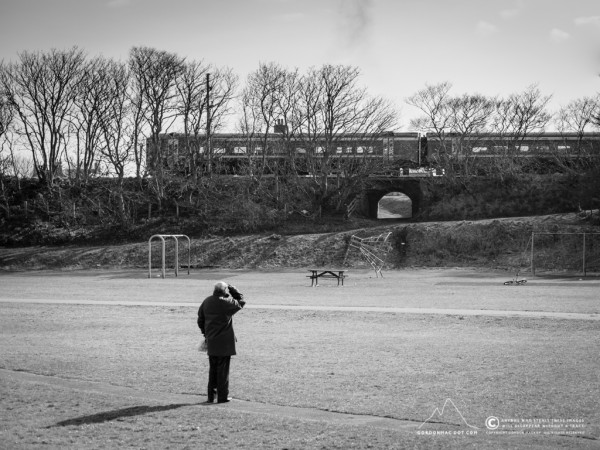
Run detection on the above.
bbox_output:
[356,179,423,219]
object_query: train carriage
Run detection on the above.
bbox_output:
[148,130,599,176]
[424,132,600,159]
[147,131,423,174]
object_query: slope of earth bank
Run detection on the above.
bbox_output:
[0,212,597,272]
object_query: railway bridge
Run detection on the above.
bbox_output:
[351,171,443,219]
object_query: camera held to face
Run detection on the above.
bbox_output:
[228,284,241,300]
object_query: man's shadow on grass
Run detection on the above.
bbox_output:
[49,403,196,427]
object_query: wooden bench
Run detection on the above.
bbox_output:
[307,269,346,286]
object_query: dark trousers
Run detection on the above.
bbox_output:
[208,355,231,401]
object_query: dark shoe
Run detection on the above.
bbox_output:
[206,388,216,403]
[217,397,232,403]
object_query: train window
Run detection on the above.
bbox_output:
[345,147,353,154]
[535,145,549,152]
[315,146,324,154]
[296,147,306,154]
[493,145,507,152]
[336,147,343,154]
[254,146,263,154]
[367,146,374,154]
[198,146,205,154]
[356,146,365,154]
[472,147,487,153]
[517,145,529,152]
[233,146,247,154]
[558,145,570,150]
[214,147,226,154]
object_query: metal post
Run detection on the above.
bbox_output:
[174,236,179,277]
[148,235,166,278]
[531,232,535,277]
[149,234,191,279]
[148,240,152,278]
[583,233,586,277]
[185,235,190,274]
[161,238,166,279]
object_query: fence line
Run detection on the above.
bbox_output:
[531,232,600,277]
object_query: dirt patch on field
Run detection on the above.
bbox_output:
[0,212,597,271]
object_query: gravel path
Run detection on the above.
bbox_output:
[1,297,599,320]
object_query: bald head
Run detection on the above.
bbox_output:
[213,281,228,296]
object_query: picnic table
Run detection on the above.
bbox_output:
[307,269,346,286]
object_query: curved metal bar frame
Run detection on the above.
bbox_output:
[148,234,191,278]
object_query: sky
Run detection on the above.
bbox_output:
[1,0,599,131]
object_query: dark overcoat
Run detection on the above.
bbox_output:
[197,290,245,356]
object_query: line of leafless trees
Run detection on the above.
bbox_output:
[0,48,400,224]
[0,47,239,225]
[406,81,600,190]
[408,81,600,140]
[0,46,599,230]
[0,47,237,184]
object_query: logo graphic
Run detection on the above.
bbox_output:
[485,416,500,430]
[419,398,479,430]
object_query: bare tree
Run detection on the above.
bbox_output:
[555,96,600,157]
[96,60,134,221]
[487,85,553,179]
[172,62,236,185]
[407,84,498,159]
[129,47,185,209]
[556,96,599,134]
[238,63,398,215]
[0,86,14,215]
[205,66,238,173]
[406,82,453,158]
[0,73,13,141]
[238,83,262,144]
[127,56,149,180]
[0,130,32,180]
[294,64,398,215]
[491,84,552,141]
[1,47,86,186]
[0,69,15,181]
[68,56,119,183]
[447,94,495,135]
[129,47,185,170]
[207,67,238,133]
[175,59,209,178]
[445,94,497,177]
[239,62,299,176]
[594,107,600,128]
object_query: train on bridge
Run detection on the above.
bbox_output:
[148,130,600,174]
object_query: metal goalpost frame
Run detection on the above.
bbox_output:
[530,231,600,277]
[148,234,191,278]
[345,231,393,277]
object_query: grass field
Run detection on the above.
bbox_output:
[0,268,599,449]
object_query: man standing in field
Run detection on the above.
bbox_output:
[197,281,245,403]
